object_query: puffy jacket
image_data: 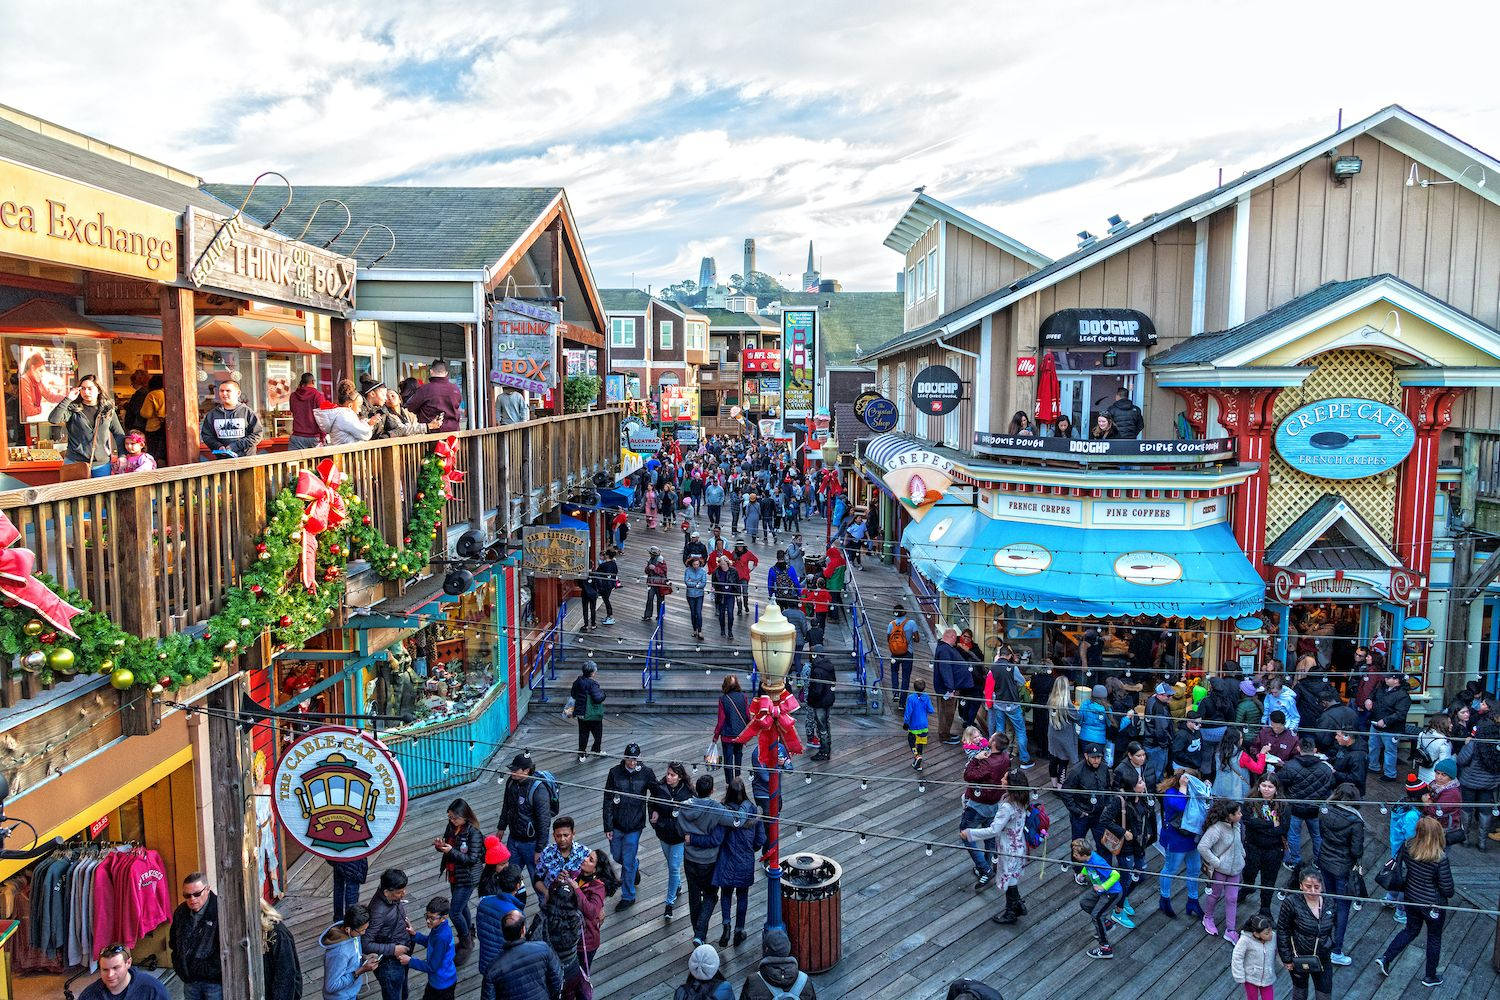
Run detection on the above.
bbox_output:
[710,803,766,888]
[364,889,413,957]
[603,762,657,832]
[1232,930,1278,988]
[1243,797,1286,854]
[1314,804,1365,878]
[1197,819,1246,875]
[1235,697,1261,729]
[677,797,750,866]
[1143,698,1173,749]
[1061,759,1115,822]
[740,928,818,1000]
[1276,893,1334,964]
[484,939,562,1000]
[313,405,374,446]
[1260,689,1301,730]
[1319,703,1359,740]
[931,641,970,695]
[499,775,553,850]
[1457,718,1500,790]
[169,894,221,984]
[1278,753,1334,818]
[1105,397,1142,438]
[439,822,486,887]
[475,892,523,974]
[806,655,836,710]
[571,674,606,722]
[1389,804,1421,857]
[1401,853,1455,909]
[1370,683,1412,731]
[1078,700,1108,747]
[1329,742,1368,793]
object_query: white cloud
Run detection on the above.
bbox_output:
[1,1,1497,290]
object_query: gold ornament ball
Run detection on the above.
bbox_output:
[112,637,127,650]
[22,619,43,637]
[20,650,46,671]
[258,551,270,561]
[97,657,114,675]
[109,667,135,690]
[238,617,251,629]
[45,647,76,673]
[149,683,164,695]
[223,639,238,653]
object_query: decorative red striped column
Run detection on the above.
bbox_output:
[1206,388,1283,573]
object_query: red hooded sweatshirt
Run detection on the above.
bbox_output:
[290,384,328,437]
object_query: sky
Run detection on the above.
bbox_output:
[4,1,1499,292]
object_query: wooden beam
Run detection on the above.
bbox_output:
[329,316,356,385]
[551,221,566,415]
[209,676,266,999]
[160,286,200,467]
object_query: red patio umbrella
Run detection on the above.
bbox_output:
[1035,351,1061,424]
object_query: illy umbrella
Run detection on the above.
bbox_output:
[1035,351,1061,424]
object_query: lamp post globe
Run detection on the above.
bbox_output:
[750,601,797,692]
[748,600,800,935]
[820,434,840,467]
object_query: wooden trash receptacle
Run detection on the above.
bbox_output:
[783,852,841,972]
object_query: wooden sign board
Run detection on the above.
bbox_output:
[84,273,160,314]
[522,526,589,578]
[183,206,357,315]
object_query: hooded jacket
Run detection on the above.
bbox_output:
[406,376,463,432]
[313,405,375,446]
[290,384,327,437]
[710,803,766,888]
[1105,396,1143,438]
[318,924,366,1000]
[1197,819,1246,875]
[475,892,523,974]
[603,762,658,832]
[1315,804,1365,878]
[199,402,263,457]
[739,928,818,1000]
[677,797,750,866]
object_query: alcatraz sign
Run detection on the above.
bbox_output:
[911,364,962,416]
[184,206,357,315]
[1039,308,1157,349]
[272,727,408,861]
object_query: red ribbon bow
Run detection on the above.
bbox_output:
[294,459,348,588]
[0,513,81,637]
[733,690,804,759]
[434,435,465,499]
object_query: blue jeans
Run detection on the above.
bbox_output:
[611,829,641,901]
[1285,815,1322,867]
[688,594,704,633]
[289,434,323,450]
[1158,847,1201,900]
[375,957,409,1000]
[961,803,998,874]
[1144,747,1167,790]
[184,985,223,1000]
[332,868,362,920]
[1319,868,1353,953]
[989,703,1031,763]
[891,655,914,703]
[661,840,684,904]
[508,839,538,882]
[1368,727,1398,779]
[450,884,474,943]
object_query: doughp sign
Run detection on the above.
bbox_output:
[1040,308,1157,348]
[272,728,408,861]
[911,364,962,416]
[1274,397,1415,480]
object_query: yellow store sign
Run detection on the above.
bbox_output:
[0,158,179,281]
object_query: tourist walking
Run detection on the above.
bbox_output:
[710,778,765,947]
[1376,815,1454,987]
[1313,783,1364,965]
[570,661,606,760]
[904,680,935,770]
[710,555,738,639]
[712,677,749,778]
[1276,866,1336,1000]
[887,604,921,706]
[498,754,554,882]
[433,798,485,965]
[483,911,562,1000]
[959,733,1008,890]
[1197,800,1247,940]
[677,775,743,946]
[685,556,708,640]
[1072,839,1122,960]
[1280,736,1334,868]
[643,546,670,623]
[1157,769,1205,920]
[649,762,693,918]
[260,901,302,1000]
[603,742,657,911]
[676,944,735,1000]
[1242,778,1286,915]
[329,857,367,922]
[169,873,223,1000]
[739,928,817,1000]
[805,645,836,761]
[961,770,1031,924]
[932,628,970,745]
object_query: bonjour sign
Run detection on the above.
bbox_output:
[184,206,357,314]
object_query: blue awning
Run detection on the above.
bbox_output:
[597,487,631,510]
[902,514,1263,620]
[554,515,590,531]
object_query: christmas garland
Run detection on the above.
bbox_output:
[0,450,452,693]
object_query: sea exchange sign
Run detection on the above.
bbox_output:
[1273,397,1415,481]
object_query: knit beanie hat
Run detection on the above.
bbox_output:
[1435,757,1459,779]
[1405,774,1428,794]
[1091,684,1107,701]
[688,944,720,980]
[762,927,792,958]
[1239,679,1257,698]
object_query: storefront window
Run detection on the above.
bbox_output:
[6,337,110,461]
[377,579,502,732]
[1056,350,1142,436]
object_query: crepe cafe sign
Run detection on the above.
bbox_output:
[0,160,178,280]
[1273,396,1416,481]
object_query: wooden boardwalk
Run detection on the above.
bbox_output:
[279,707,1500,1000]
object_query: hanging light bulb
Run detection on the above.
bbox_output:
[613,795,622,805]
[860,779,868,791]
[804,773,812,785]
[1276,890,1286,902]
[918,780,926,793]
[1319,805,1328,814]
[1379,804,1388,814]
[859,832,867,844]
[795,825,804,837]
[924,844,933,857]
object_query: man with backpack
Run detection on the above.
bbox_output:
[767,551,801,610]
[739,927,816,999]
[497,754,556,883]
[887,605,921,707]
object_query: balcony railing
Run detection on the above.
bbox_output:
[0,410,619,709]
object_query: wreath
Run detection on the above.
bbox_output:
[0,439,460,692]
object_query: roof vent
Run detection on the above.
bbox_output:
[1106,214,1130,235]
[1077,230,1097,249]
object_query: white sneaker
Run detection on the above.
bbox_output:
[602,617,615,625]
[1330,953,1352,966]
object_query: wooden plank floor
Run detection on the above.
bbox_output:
[280,707,1500,999]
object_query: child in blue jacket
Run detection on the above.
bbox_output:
[904,679,935,770]
[400,895,457,1000]
[1072,839,1122,961]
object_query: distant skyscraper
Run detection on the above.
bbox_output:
[801,240,820,292]
[698,256,718,289]
[743,238,757,280]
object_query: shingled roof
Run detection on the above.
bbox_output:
[599,288,652,312]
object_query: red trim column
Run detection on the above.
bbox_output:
[1206,387,1282,573]
[1395,387,1465,582]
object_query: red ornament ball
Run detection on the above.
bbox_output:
[329,544,341,556]
[255,542,267,553]
[361,515,372,526]
[403,536,412,545]
[416,492,424,501]
[160,676,175,690]
[279,615,293,628]
[39,631,57,644]
[1,598,16,608]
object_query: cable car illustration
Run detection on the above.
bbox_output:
[292,751,381,850]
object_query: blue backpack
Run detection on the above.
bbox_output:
[1024,801,1050,849]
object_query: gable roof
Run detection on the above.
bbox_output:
[600,288,651,313]
[884,192,1051,268]
[204,184,563,272]
[696,307,778,331]
[781,291,901,367]
[864,105,1500,362]
[1264,493,1402,570]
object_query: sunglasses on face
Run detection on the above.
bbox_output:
[183,888,207,900]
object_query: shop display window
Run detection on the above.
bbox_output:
[5,337,110,463]
[377,580,503,732]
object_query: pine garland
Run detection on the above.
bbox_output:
[1,451,452,692]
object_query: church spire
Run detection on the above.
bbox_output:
[806,240,815,272]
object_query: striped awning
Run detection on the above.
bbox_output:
[862,432,927,474]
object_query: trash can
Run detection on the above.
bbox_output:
[782,852,841,972]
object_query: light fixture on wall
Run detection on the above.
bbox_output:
[1329,154,1363,185]
[1363,309,1402,342]
[1406,162,1487,189]
[1102,349,1118,369]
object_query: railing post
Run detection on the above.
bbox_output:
[550,608,563,679]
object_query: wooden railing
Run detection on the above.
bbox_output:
[0,410,619,708]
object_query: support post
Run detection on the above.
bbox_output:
[551,221,565,416]
[160,286,200,467]
[329,316,356,385]
[209,674,266,999]
[764,750,784,934]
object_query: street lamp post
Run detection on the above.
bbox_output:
[744,601,800,933]
[820,434,840,546]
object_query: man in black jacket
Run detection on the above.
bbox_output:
[603,743,657,911]
[1366,673,1412,781]
[1062,745,1116,848]
[1317,687,1359,755]
[1105,387,1143,438]
[1328,728,1368,794]
[497,754,552,883]
[1279,735,1334,869]
[1171,711,1205,773]
[365,868,413,1000]
[1143,683,1174,787]
[805,645,837,761]
[168,873,222,1000]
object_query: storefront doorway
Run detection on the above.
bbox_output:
[1055,349,1141,435]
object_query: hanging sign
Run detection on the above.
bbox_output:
[660,385,699,423]
[1015,356,1038,377]
[1273,397,1415,480]
[626,426,662,453]
[781,309,817,421]
[853,390,881,420]
[911,364,962,416]
[272,727,408,861]
[1039,308,1157,348]
[605,373,625,403]
[522,525,589,577]
[861,397,898,433]
[491,297,559,393]
[742,348,780,373]
[184,206,357,314]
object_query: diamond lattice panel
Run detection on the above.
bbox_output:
[1266,350,1400,544]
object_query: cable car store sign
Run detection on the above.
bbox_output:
[272,727,408,861]
[1273,397,1415,481]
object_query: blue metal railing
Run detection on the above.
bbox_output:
[642,603,665,704]
[749,603,760,692]
[529,607,565,703]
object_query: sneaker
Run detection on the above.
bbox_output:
[975,870,993,891]
[1112,910,1136,929]
[1202,919,1217,936]
[1075,872,1088,885]
[1281,860,1297,872]
[1224,930,1239,945]
[1393,909,1408,925]
[943,736,962,745]
[1330,953,1351,966]
[693,937,703,947]
[1087,946,1114,960]
[1375,957,1390,977]
[602,617,615,625]
[615,899,635,912]
[664,903,674,919]
[578,755,587,764]
[914,758,923,770]
[1121,898,1135,917]
[1423,975,1445,988]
